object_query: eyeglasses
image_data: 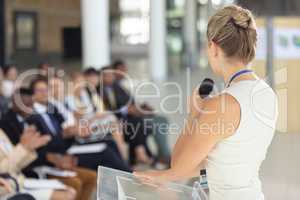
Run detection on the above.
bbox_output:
[35,88,48,93]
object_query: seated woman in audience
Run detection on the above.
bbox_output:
[64,72,128,161]
[2,65,18,99]
[0,126,76,200]
[98,67,155,166]
[113,60,171,164]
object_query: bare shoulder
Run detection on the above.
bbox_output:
[199,93,241,138]
[202,93,240,112]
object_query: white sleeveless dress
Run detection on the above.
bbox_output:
[206,80,278,200]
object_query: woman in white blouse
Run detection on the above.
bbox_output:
[135,5,278,200]
[0,127,76,200]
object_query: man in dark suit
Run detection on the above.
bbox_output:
[98,66,161,165]
[112,61,171,164]
[0,87,70,170]
[0,88,34,145]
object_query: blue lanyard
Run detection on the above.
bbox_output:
[227,69,253,87]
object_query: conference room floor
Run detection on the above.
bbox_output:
[130,66,300,200]
[261,133,300,200]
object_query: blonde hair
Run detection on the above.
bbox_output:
[207,5,257,64]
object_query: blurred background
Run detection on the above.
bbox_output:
[1,0,299,73]
[1,0,300,132]
[0,0,300,199]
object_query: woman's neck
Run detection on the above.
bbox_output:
[222,62,250,84]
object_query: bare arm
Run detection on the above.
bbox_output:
[134,94,240,182]
[168,94,240,181]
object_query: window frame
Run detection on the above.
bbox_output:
[13,11,38,52]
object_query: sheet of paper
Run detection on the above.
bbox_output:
[67,143,107,154]
[24,178,66,190]
[34,166,77,177]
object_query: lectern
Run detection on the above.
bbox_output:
[97,166,208,200]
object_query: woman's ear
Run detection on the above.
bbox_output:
[210,41,219,57]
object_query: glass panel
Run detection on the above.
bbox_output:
[16,13,35,49]
[166,0,184,73]
[120,16,149,44]
[120,0,149,12]
[97,166,208,200]
[116,0,150,45]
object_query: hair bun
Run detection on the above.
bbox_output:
[207,5,257,64]
[231,9,252,29]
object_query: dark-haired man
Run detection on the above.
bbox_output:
[0,88,34,145]
[28,76,131,172]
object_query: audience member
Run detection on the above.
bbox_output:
[111,60,132,91]
[82,68,105,115]
[80,69,130,162]
[49,77,78,140]
[0,124,77,200]
[0,69,9,116]
[113,60,171,163]
[0,60,173,197]
[2,65,18,99]
[0,88,36,145]
[37,63,51,76]
[29,76,131,172]
[98,66,155,165]
[0,87,96,200]
[65,72,94,119]
[65,72,128,160]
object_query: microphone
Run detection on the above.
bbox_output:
[198,78,214,99]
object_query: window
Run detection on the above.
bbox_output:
[14,11,37,51]
[119,0,150,45]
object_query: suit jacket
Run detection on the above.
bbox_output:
[98,81,134,118]
[0,107,67,162]
[0,110,25,145]
[0,106,68,177]
[26,103,68,168]
[0,95,9,117]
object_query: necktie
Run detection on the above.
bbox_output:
[41,113,58,135]
[106,88,117,110]
[92,93,106,113]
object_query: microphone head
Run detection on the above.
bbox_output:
[198,78,214,99]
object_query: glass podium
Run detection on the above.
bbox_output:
[97,166,208,200]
